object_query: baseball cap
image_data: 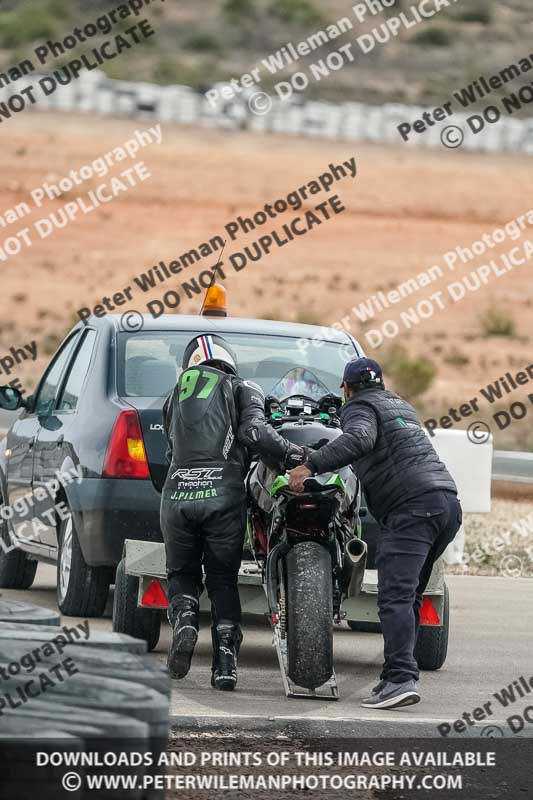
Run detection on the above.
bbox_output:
[341,357,383,388]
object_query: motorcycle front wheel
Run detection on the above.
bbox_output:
[285,541,333,689]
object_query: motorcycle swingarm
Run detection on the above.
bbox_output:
[269,613,339,701]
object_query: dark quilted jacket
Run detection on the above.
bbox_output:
[307,387,457,520]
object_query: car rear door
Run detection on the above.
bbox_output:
[33,328,97,547]
[6,332,82,548]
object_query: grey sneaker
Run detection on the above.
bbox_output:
[361,679,420,709]
[371,679,387,695]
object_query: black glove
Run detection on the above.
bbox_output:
[283,443,307,470]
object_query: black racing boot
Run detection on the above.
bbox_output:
[167,594,199,680]
[210,621,243,691]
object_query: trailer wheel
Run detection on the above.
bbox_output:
[415,584,450,671]
[286,541,333,690]
[113,558,161,652]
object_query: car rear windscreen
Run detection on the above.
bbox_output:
[117,331,357,399]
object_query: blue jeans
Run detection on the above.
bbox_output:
[376,490,462,684]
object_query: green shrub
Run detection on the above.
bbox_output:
[480,306,516,337]
[412,27,452,48]
[223,0,256,22]
[270,0,323,26]
[443,347,470,366]
[184,32,221,53]
[381,346,436,400]
[0,9,60,47]
[46,0,70,18]
[459,2,492,25]
[152,57,205,86]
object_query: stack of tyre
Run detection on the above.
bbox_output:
[0,599,170,800]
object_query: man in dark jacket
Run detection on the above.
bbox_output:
[162,333,305,691]
[288,357,462,709]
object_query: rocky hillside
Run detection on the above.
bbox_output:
[1,1,532,108]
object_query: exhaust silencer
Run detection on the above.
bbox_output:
[345,538,368,597]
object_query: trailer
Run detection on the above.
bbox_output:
[112,427,492,699]
[113,536,449,699]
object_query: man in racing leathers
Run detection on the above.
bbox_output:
[288,357,461,710]
[161,334,305,691]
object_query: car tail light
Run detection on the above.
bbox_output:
[420,597,440,626]
[141,579,168,608]
[103,410,150,479]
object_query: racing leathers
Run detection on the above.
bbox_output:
[161,365,304,626]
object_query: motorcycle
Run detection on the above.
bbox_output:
[247,376,368,699]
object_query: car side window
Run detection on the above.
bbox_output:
[57,330,97,412]
[33,334,81,417]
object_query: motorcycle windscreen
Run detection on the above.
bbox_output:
[269,368,332,402]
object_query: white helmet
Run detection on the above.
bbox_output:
[182,334,238,375]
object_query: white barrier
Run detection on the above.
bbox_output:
[1,69,532,154]
[428,428,493,565]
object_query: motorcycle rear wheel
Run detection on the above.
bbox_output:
[286,541,333,690]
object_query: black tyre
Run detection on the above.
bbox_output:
[286,541,333,690]
[0,641,169,695]
[0,599,59,626]
[0,503,38,591]
[57,507,112,617]
[0,621,149,654]
[415,584,450,671]
[347,620,381,633]
[5,670,169,739]
[113,558,161,652]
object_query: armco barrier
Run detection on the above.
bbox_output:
[1,69,533,154]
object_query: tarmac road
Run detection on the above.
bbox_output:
[2,565,532,737]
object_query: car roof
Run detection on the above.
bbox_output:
[80,314,362,348]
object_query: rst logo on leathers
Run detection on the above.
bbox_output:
[171,468,224,482]
[168,467,224,501]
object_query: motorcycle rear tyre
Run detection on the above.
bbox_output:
[286,541,333,690]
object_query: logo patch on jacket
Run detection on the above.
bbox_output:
[222,427,234,459]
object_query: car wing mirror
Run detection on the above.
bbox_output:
[0,385,26,411]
